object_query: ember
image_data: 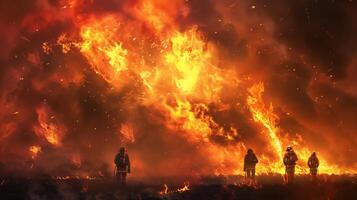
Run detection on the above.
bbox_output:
[29,145,42,159]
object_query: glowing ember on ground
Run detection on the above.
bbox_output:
[159,182,190,196]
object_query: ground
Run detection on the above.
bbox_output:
[1,175,357,200]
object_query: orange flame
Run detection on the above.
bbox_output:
[120,123,135,143]
[50,3,357,176]
[79,16,128,87]
[247,83,357,174]
[177,182,190,193]
[34,106,66,147]
[159,182,190,195]
[159,184,169,195]
[29,145,42,159]
[247,83,284,173]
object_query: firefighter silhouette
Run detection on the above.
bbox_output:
[244,149,258,181]
[114,147,131,187]
[308,152,319,182]
[283,146,298,184]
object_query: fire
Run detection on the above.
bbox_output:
[1,0,357,180]
[42,42,52,55]
[57,33,74,54]
[159,182,190,195]
[120,123,135,143]
[77,17,247,175]
[79,16,128,87]
[55,175,96,181]
[132,0,188,32]
[177,182,190,192]
[247,83,357,174]
[29,145,42,159]
[159,184,169,195]
[34,106,66,147]
[165,27,209,94]
[247,83,284,173]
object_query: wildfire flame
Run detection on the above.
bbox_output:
[74,10,357,175]
[177,182,190,192]
[1,0,356,179]
[159,184,169,195]
[33,106,66,147]
[247,83,284,173]
[120,123,135,143]
[247,83,355,174]
[80,17,128,86]
[159,182,190,195]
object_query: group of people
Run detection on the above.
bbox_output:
[113,146,320,187]
[244,146,320,183]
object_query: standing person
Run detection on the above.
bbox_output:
[244,149,258,183]
[283,146,298,184]
[114,147,131,187]
[308,152,319,182]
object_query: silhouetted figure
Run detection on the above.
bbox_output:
[308,152,319,182]
[114,147,130,187]
[283,146,298,184]
[244,149,258,182]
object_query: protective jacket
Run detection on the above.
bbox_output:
[244,153,258,171]
[115,152,130,173]
[308,155,319,172]
[283,151,298,173]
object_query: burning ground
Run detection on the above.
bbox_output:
[1,175,357,200]
[0,0,357,182]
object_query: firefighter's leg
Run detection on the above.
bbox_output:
[312,172,316,182]
[287,166,295,183]
[122,172,127,186]
[291,172,295,182]
[246,169,251,184]
[117,172,122,186]
[288,171,295,183]
[291,166,295,182]
[284,168,289,183]
[115,170,120,185]
[311,169,317,182]
[286,172,289,183]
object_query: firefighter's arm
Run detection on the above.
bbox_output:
[283,155,287,165]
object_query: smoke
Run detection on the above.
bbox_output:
[0,0,357,179]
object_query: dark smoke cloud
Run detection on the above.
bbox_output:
[185,0,248,61]
[256,0,357,79]
[266,62,316,120]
